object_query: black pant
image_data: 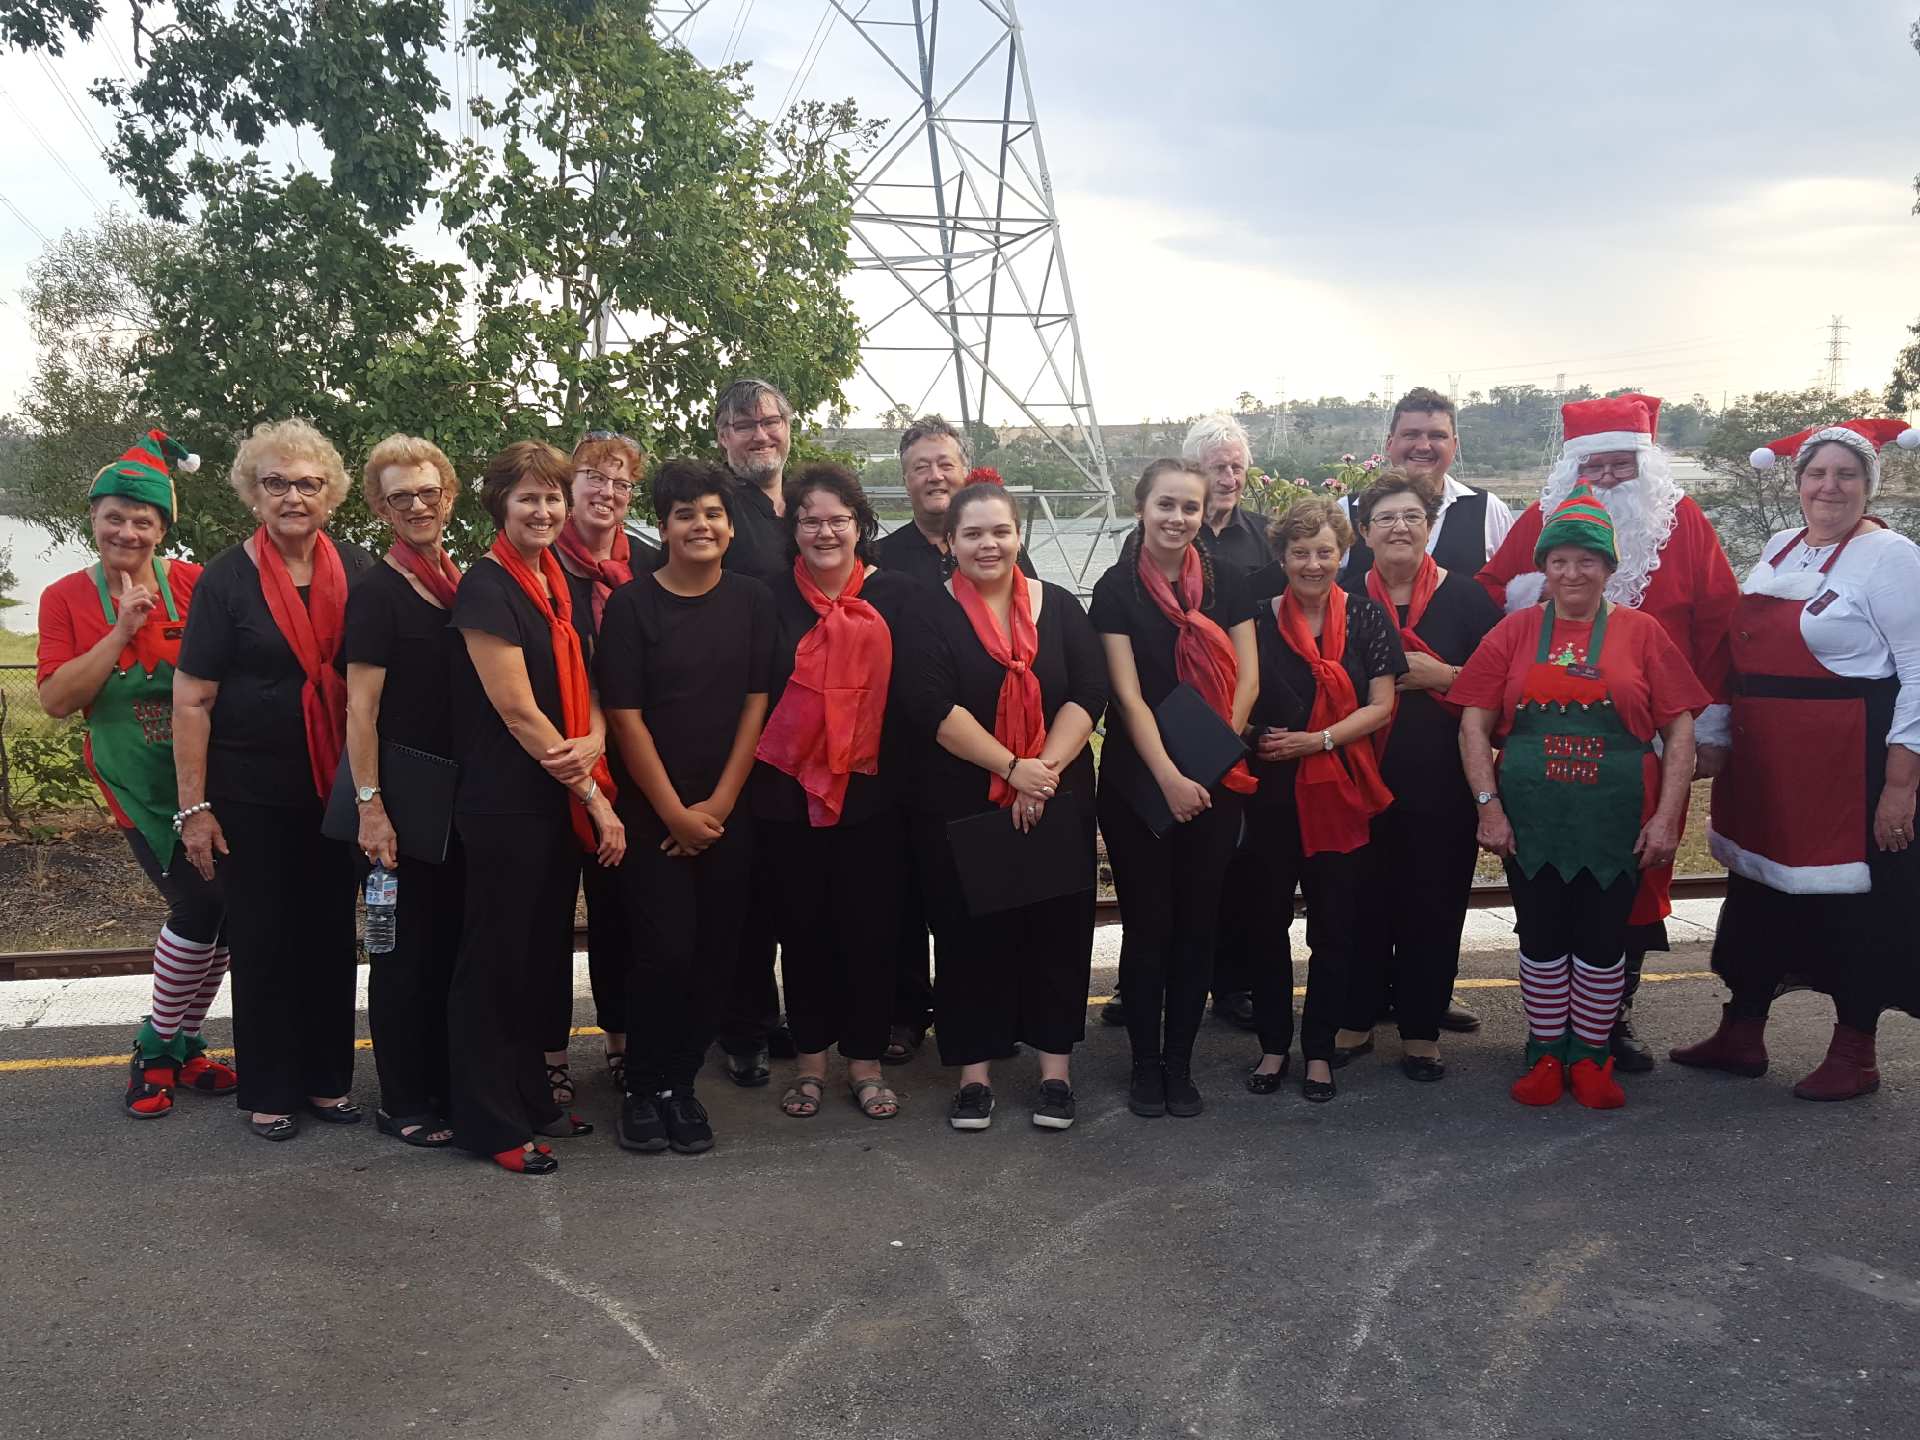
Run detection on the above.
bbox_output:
[540,852,632,1051]
[1242,804,1362,1064]
[124,827,225,946]
[1098,781,1242,1067]
[1504,862,1637,968]
[765,810,906,1061]
[1212,828,1262,998]
[215,798,357,1115]
[448,812,570,1156]
[716,840,781,1057]
[913,808,1096,1067]
[1348,805,1478,1043]
[367,839,463,1120]
[892,848,936,1033]
[622,818,755,1092]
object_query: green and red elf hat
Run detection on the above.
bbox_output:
[1749,418,1919,495]
[89,428,199,523]
[1532,481,1617,567]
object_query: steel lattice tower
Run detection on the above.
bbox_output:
[652,0,1120,591]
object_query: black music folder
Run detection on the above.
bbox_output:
[322,742,460,865]
[946,790,1092,917]
[1122,683,1248,837]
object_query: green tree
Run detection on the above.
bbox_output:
[0,0,97,54]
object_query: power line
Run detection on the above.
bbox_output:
[721,0,755,66]
[34,53,110,156]
[98,24,137,85]
[0,86,103,209]
[0,186,51,245]
[774,4,836,126]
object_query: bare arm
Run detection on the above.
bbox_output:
[1266,674,1397,759]
[1228,619,1259,733]
[172,670,227,879]
[1459,704,1515,859]
[1874,744,1920,853]
[934,705,1060,800]
[1636,711,1695,869]
[346,662,398,868]
[462,629,572,767]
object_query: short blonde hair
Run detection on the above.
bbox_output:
[1267,496,1353,555]
[362,433,459,513]
[230,418,351,511]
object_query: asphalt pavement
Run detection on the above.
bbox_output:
[2,937,1916,1440]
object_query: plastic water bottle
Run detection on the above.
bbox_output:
[363,864,398,954]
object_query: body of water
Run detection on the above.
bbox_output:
[0,515,97,636]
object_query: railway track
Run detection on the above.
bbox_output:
[0,873,1730,982]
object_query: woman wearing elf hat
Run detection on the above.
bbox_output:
[1453,484,1708,1108]
[1673,418,1920,1101]
[36,429,235,1118]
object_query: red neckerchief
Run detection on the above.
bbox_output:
[555,522,634,629]
[1366,554,1462,718]
[755,558,893,827]
[387,540,461,609]
[1275,584,1393,855]
[950,568,1046,808]
[253,529,350,800]
[1135,542,1255,794]
[487,536,616,852]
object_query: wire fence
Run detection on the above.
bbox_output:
[0,663,96,823]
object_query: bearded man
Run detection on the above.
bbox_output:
[1478,393,1739,1071]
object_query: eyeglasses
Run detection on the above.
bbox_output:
[725,415,789,438]
[383,486,444,512]
[259,474,326,497]
[796,515,854,535]
[1577,458,1639,480]
[577,469,635,498]
[1367,509,1428,531]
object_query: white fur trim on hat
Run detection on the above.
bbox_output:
[178,452,201,474]
[1749,446,1778,470]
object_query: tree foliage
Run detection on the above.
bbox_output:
[0,0,98,55]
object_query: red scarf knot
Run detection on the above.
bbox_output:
[1135,542,1256,795]
[1366,554,1462,720]
[951,569,1047,807]
[1275,584,1393,855]
[556,522,635,630]
[755,559,894,827]
[253,528,350,801]
[387,540,462,609]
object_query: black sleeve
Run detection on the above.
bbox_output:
[596,585,647,711]
[176,557,238,681]
[1053,586,1110,718]
[1459,577,1504,649]
[450,564,523,647]
[894,599,961,740]
[1214,564,1256,628]
[1355,598,1408,682]
[1244,561,1285,607]
[340,573,397,669]
[744,578,775,693]
[336,540,378,582]
[1087,566,1130,636]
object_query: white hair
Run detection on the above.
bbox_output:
[1182,413,1252,465]
[1538,440,1683,611]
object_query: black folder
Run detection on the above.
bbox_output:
[322,742,460,865]
[1122,683,1250,838]
[946,790,1092,917]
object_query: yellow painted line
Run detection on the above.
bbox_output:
[0,979,1721,1075]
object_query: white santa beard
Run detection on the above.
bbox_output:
[1538,447,1683,609]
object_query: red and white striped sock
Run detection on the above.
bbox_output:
[1570,958,1627,1048]
[148,928,217,1041]
[179,944,230,1038]
[1519,952,1571,1042]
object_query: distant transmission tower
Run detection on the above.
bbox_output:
[652,0,1119,592]
[1826,315,1849,394]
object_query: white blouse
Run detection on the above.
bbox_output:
[1714,525,1920,752]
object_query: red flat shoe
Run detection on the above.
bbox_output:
[1568,1056,1625,1110]
[1510,1054,1564,1106]
[492,1144,558,1175]
[124,1048,175,1119]
[177,1054,239,1093]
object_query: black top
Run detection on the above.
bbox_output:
[1240,573,1407,809]
[749,568,924,827]
[447,558,591,818]
[1087,553,1257,796]
[339,562,457,759]
[1344,569,1502,815]
[177,538,376,808]
[1194,505,1272,577]
[873,522,1039,588]
[1340,487,1492,580]
[894,580,1110,820]
[719,479,788,584]
[597,571,776,840]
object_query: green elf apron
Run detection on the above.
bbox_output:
[1498,601,1650,888]
[84,558,187,870]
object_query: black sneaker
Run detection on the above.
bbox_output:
[948,1083,994,1130]
[1128,1059,1166,1118]
[657,1089,714,1154]
[1032,1079,1076,1130]
[1163,1065,1203,1118]
[617,1092,669,1153]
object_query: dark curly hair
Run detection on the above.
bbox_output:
[650,457,736,525]
[782,461,880,565]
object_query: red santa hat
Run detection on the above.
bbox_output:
[1749,418,1920,494]
[1559,393,1662,459]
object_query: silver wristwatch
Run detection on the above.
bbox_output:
[355,785,381,805]
[1475,789,1498,806]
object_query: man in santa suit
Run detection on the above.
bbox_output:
[1478,393,1739,1070]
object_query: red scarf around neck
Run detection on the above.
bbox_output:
[555,522,634,630]
[253,528,350,800]
[1135,542,1256,794]
[1365,554,1462,718]
[387,539,462,609]
[755,558,893,827]
[488,535,617,852]
[950,568,1046,807]
[1275,584,1393,855]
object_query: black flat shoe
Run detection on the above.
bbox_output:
[1302,1067,1337,1103]
[1400,1055,1446,1083]
[1330,1037,1374,1070]
[376,1109,454,1147]
[1127,1060,1166,1118]
[723,1049,771,1088]
[1246,1056,1292,1094]
[302,1099,363,1124]
[249,1115,298,1141]
[1438,1002,1482,1034]
[535,1112,595,1138]
[1163,1064,1203,1118]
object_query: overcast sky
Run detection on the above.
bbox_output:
[2,0,1916,433]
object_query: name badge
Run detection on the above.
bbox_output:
[1807,589,1840,616]
[1564,662,1603,681]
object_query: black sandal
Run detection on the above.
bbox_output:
[606,1051,626,1093]
[546,1063,576,1105]
[376,1109,454,1148]
[535,1112,596,1138]
[303,1098,364,1124]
